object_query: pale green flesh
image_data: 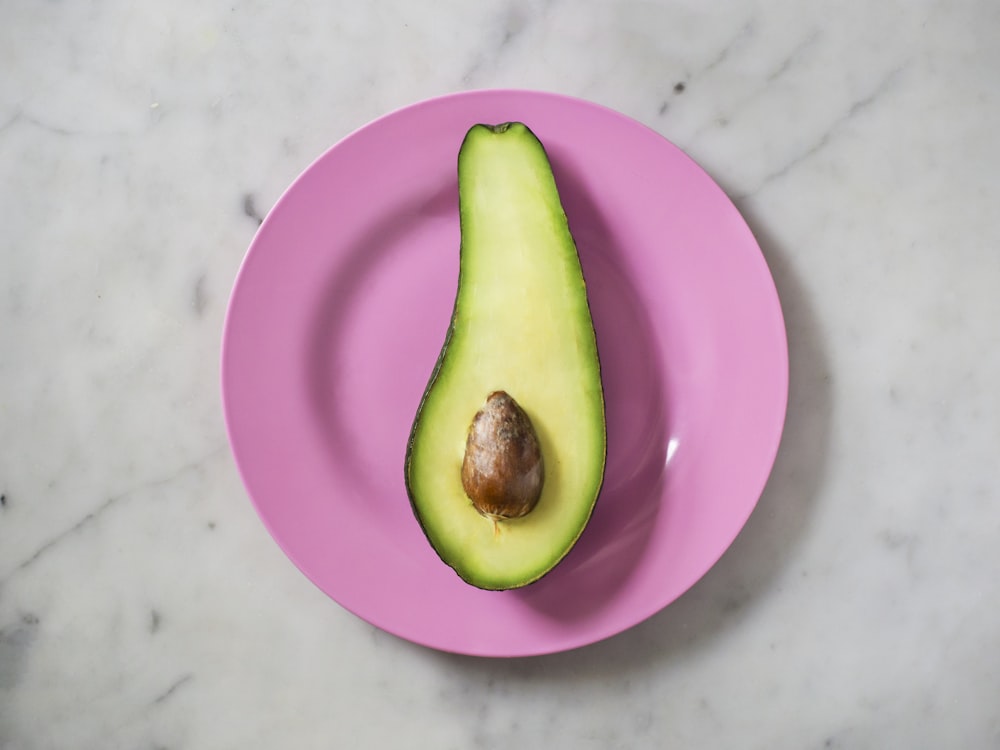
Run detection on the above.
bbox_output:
[405,122,606,590]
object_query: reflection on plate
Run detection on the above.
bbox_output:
[221,90,788,657]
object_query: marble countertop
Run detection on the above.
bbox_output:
[3,1,998,747]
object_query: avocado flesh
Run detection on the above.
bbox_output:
[405,122,606,591]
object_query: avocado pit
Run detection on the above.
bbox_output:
[461,391,544,521]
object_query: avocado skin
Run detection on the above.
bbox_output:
[404,122,606,591]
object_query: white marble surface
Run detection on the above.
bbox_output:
[2,0,999,747]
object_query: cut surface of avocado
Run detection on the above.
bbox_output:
[404,122,606,591]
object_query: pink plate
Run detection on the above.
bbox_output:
[222,90,788,657]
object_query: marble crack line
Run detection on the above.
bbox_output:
[701,20,755,75]
[766,29,822,82]
[22,114,81,137]
[0,111,138,139]
[734,64,908,201]
[0,110,23,134]
[460,3,539,86]
[151,674,194,706]
[0,445,228,584]
[660,21,756,117]
[688,30,821,137]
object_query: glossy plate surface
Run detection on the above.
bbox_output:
[222,90,788,657]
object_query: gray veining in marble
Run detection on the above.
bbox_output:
[2,0,999,747]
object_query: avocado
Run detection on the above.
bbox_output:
[404,122,606,591]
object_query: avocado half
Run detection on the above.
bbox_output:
[404,122,606,591]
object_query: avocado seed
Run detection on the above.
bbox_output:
[461,391,544,520]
